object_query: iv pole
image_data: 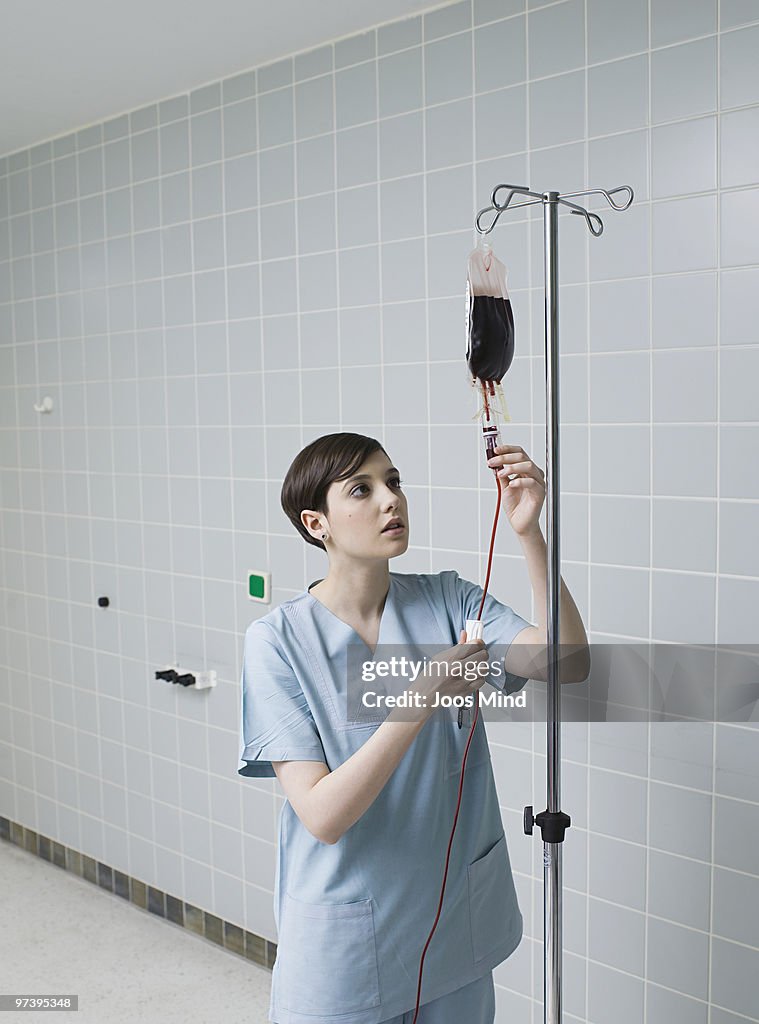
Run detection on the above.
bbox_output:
[474,184,634,1024]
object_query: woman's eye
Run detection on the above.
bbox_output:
[350,478,403,497]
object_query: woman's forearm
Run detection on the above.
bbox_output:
[308,700,434,845]
[518,526,588,645]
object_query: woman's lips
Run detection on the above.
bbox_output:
[382,525,405,535]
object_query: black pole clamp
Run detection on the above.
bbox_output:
[524,806,571,843]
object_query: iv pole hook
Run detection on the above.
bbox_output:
[475,183,634,237]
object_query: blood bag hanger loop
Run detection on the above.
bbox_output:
[475,182,635,238]
[476,231,493,270]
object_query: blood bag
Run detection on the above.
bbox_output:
[465,240,514,424]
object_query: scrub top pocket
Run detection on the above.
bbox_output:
[278,892,381,1015]
[444,706,489,776]
[467,832,521,964]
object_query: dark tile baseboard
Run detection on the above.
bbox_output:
[0,815,277,970]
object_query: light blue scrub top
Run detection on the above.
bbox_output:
[238,570,532,1024]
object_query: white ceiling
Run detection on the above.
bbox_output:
[1,0,447,159]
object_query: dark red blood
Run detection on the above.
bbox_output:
[467,295,515,384]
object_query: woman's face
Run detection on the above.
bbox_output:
[319,450,409,560]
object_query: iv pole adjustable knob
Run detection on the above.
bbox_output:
[524,806,534,835]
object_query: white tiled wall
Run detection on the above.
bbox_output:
[1,0,758,1021]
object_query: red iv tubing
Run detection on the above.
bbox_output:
[410,418,505,1024]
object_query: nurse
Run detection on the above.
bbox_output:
[239,432,589,1024]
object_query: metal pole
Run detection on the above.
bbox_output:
[543,192,562,1024]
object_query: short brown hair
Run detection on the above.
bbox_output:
[281,433,389,550]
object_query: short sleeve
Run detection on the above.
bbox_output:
[441,570,534,695]
[238,620,327,779]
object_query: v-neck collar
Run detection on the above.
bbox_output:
[306,574,394,658]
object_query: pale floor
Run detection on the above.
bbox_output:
[0,841,272,1024]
